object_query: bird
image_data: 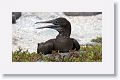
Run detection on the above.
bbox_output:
[36,17,80,55]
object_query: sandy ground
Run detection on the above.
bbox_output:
[12,12,102,52]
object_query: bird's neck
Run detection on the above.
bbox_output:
[56,30,71,39]
[56,24,71,39]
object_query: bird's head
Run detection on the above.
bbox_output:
[35,17,71,37]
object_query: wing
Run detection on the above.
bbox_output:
[71,38,80,51]
[37,39,55,55]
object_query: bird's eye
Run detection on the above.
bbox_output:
[56,21,58,23]
[54,20,58,24]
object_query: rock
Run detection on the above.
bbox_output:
[12,12,21,24]
[64,12,102,16]
[45,51,80,59]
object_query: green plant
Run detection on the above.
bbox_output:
[91,37,102,43]
[12,48,43,62]
[12,44,102,62]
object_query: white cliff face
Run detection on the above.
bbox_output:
[12,12,102,52]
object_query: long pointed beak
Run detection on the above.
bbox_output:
[35,20,53,24]
[35,19,60,30]
[36,25,60,29]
